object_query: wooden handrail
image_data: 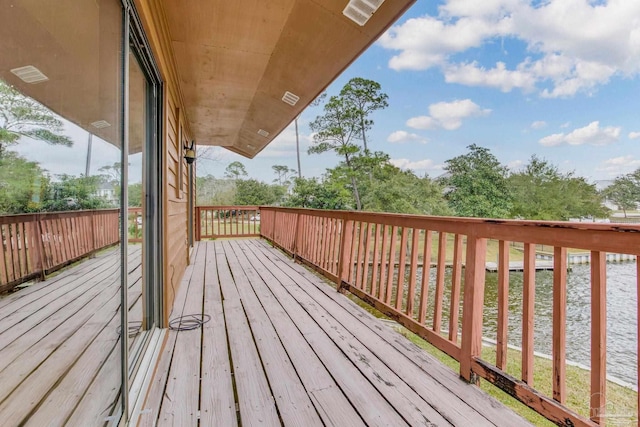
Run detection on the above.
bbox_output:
[0,208,144,292]
[195,206,261,239]
[257,205,640,427]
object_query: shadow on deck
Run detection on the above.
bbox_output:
[140,239,531,426]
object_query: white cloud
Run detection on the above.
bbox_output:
[407,99,491,131]
[379,1,640,97]
[560,122,571,129]
[387,130,428,144]
[507,159,524,170]
[259,123,311,158]
[390,158,442,172]
[597,155,640,174]
[531,120,547,130]
[444,61,538,92]
[539,121,621,147]
[629,131,640,139]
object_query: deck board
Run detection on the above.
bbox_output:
[143,239,532,427]
[0,245,142,426]
[255,239,529,426]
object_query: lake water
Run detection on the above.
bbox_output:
[394,262,637,386]
[482,262,638,386]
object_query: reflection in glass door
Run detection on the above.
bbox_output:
[126,23,162,386]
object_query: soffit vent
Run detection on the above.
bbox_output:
[10,65,49,84]
[246,144,255,149]
[257,129,270,137]
[91,120,111,129]
[343,0,385,26]
[282,91,300,106]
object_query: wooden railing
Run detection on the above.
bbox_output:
[259,206,640,427]
[195,206,260,240]
[0,209,125,292]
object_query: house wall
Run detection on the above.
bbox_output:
[134,0,192,325]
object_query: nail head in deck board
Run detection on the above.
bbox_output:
[256,239,530,427]
[226,241,365,426]
[158,244,206,426]
[0,287,122,424]
[223,241,323,426]
[248,240,495,427]
[199,242,237,427]
[215,249,281,427]
[240,241,411,426]
[138,244,201,427]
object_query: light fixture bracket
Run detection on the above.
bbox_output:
[184,140,196,164]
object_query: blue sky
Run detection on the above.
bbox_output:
[199,0,640,184]
[12,1,640,185]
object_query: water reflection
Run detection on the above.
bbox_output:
[483,262,637,385]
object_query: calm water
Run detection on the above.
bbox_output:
[483,262,638,386]
[389,262,638,385]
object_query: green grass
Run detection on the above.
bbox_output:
[400,329,638,426]
[200,219,260,237]
[348,295,638,426]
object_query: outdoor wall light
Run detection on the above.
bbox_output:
[184,140,196,164]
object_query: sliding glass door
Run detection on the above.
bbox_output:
[125,2,163,407]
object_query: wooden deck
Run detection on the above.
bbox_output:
[0,245,142,426]
[140,239,531,427]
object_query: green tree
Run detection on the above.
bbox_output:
[196,175,236,205]
[340,77,388,152]
[224,161,247,181]
[602,176,638,217]
[0,151,47,213]
[286,177,352,210]
[510,156,608,220]
[128,183,143,207]
[0,80,72,157]
[234,179,277,205]
[271,165,296,187]
[43,174,110,211]
[308,93,363,209]
[442,144,512,218]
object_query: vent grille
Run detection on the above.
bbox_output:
[343,0,385,26]
[10,65,49,84]
[257,129,269,137]
[91,120,111,129]
[282,91,300,106]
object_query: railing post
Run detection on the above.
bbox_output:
[36,214,48,280]
[271,208,277,241]
[30,215,45,281]
[292,213,301,260]
[90,210,97,252]
[337,218,353,293]
[460,234,487,383]
[195,207,201,241]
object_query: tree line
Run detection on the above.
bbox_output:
[197,76,629,221]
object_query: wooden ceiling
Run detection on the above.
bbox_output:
[162,0,415,158]
[0,0,122,148]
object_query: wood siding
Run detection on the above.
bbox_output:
[134,0,192,325]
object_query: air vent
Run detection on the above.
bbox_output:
[10,65,49,84]
[91,120,111,129]
[282,91,300,106]
[257,129,269,137]
[343,0,385,26]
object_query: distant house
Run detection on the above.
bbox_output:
[594,180,620,211]
[96,181,118,206]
